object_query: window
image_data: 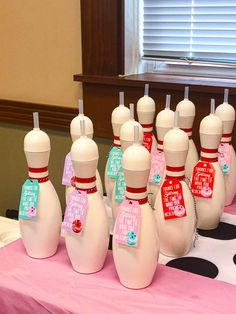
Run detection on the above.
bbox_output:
[143,0,236,62]
[125,0,236,78]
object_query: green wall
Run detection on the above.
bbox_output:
[0,123,111,217]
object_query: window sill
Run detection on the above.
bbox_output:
[74,73,236,94]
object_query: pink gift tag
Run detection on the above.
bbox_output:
[62,153,75,186]
[62,189,88,234]
[218,143,231,175]
[114,199,141,248]
[148,150,165,184]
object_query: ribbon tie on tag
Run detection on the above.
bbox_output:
[200,147,218,163]
[76,186,97,194]
[28,167,49,183]
[165,165,185,181]
[113,136,121,147]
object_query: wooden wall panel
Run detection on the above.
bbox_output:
[80,0,124,75]
[76,74,236,150]
[0,99,77,132]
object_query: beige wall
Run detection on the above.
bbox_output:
[0,0,82,107]
[0,123,111,216]
[0,1,113,216]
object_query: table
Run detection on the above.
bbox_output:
[0,216,20,247]
[0,238,236,314]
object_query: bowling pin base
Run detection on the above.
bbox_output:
[154,181,196,258]
[65,231,108,275]
[197,220,220,230]
[119,278,154,290]
[64,192,109,275]
[19,181,62,260]
[160,240,192,258]
[71,264,105,275]
[23,245,58,259]
[112,203,159,290]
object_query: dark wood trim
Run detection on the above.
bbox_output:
[73,73,236,143]
[0,99,77,131]
[74,73,236,94]
[117,0,125,75]
[80,0,125,76]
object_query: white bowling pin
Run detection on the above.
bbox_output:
[64,120,109,273]
[148,95,174,206]
[191,100,225,230]
[20,113,62,258]
[215,89,236,206]
[111,104,144,220]
[113,126,159,289]
[176,87,198,179]
[63,100,103,203]
[137,84,157,153]
[104,92,130,206]
[154,112,196,257]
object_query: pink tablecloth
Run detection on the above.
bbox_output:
[0,239,235,314]
[224,196,236,215]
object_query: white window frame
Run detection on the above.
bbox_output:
[125,0,236,79]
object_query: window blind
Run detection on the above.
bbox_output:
[143,0,236,63]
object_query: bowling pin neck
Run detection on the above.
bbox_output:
[180,128,192,140]
[221,133,232,144]
[165,165,185,180]
[113,135,121,147]
[125,186,148,205]
[200,147,218,163]
[74,176,97,194]
[141,123,153,133]
[157,140,163,152]
[28,166,49,183]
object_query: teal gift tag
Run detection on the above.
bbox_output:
[107,146,122,179]
[19,179,40,220]
[115,166,126,203]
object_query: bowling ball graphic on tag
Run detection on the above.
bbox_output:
[201,186,212,197]
[126,231,137,246]
[174,205,186,217]
[153,173,161,184]
[27,206,36,218]
[222,164,229,175]
[72,219,82,233]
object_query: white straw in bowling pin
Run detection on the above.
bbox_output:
[78,99,84,116]
[166,94,171,110]
[129,103,134,120]
[210,99,215,115]
[80,119,86,137]
[174,110,179,129]
[33,112,40,130]
[119,91,124,106]
[144,84,149,96]
[184,86,189,100]
[224,89,229,104]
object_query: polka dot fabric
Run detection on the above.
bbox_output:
[108,197,236,285]
[159,209,236,285]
